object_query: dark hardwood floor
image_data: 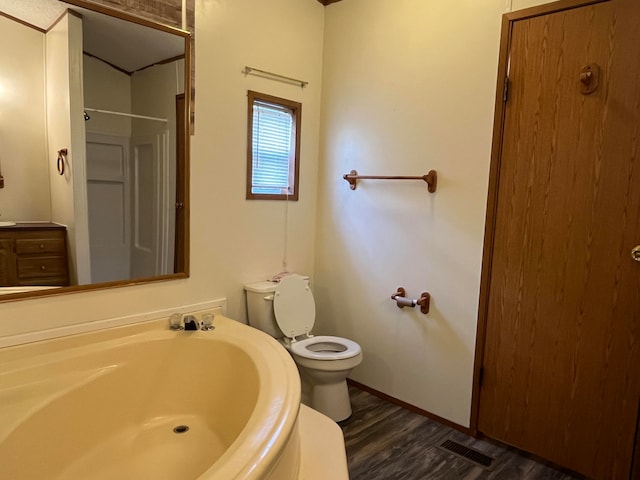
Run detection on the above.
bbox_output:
[340,386,585,480]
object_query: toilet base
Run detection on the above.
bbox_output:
[299,370,352,422]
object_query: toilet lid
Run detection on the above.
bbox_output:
[273,275,315,338]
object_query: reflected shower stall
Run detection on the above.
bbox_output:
[83,54,183,283]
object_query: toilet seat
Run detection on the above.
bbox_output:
[290,335,362,360]
[273,275,360,361]
[273,275,315,338]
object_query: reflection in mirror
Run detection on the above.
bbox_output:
[0,0,190,300]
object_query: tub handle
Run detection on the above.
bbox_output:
[264,295,274,301]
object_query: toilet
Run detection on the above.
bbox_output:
[244,274,362,422]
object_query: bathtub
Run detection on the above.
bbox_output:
[0,309,348,479]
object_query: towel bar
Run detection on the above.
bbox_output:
[343,169,437,193]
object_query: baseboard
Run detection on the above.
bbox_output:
[347,379,472,435]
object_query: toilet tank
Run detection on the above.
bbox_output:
[244,281,281,338]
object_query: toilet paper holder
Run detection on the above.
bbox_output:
[391,287,430,314]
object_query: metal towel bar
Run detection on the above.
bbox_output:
[343,169,437,192]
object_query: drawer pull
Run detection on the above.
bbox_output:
[39,244,45,249]
[41,265,46,271]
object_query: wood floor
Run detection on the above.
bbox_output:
[340,386,585,480]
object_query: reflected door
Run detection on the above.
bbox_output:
[86,134,131,283]
[130,132,169,279]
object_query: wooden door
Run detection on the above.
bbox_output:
[476,1,640,479]
[130,133,163,279]
[86,134,131,283]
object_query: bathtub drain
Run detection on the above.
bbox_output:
[173,425,190,434]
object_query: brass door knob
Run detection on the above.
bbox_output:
[632,246,640,262]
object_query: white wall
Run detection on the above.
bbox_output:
[315,0,521,427]
[83,54,132,137]
[0,17,50,221]
[190,0,324,319]
[131,59,184,136]
[68,15,92,286]
[46,13,91,286]
[0,0,324,338]
[46,17,73,234]
[512,0,556,9]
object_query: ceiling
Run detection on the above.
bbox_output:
[0,0,65,27]
[0,0,184,73]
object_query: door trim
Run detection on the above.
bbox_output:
[470,0,611,435]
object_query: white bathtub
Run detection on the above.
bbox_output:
[0,310,348,479]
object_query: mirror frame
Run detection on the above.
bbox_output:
[0,0,191,303]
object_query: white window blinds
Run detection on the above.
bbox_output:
[251,101,294,195]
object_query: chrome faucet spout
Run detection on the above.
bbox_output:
[183,315,199,331]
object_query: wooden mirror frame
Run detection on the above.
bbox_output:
[0,0,191,303]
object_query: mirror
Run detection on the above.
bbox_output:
[0,0,190,301]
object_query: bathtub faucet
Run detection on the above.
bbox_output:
[169,313,215,331]
[183,315,199,330]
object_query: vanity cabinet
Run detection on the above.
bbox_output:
[0,224,69,287]
[0,240,14,285]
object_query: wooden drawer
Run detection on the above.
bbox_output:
[17,256,68,279]
[17,276,69,287]
[15,238,66,255]
[0,224,69,287]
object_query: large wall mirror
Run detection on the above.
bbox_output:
[0,0,190,302]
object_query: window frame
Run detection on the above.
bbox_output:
[246,90,301,201]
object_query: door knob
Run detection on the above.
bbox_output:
[632,246,640,262]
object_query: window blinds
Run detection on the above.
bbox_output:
[251,101,294,195]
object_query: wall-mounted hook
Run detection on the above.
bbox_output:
[580,63,600,95]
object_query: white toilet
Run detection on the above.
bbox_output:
[244,274,362,422]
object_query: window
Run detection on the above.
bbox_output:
[247,91,301,200]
